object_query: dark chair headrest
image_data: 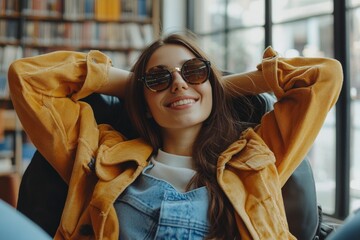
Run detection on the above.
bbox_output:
[81,92,276,138]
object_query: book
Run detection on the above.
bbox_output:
[0,45,23,97]
[125,23,145,49]
[95,0,121,21]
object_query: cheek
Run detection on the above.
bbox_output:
[144,90,161,116]
[204,91,213,117]
[201,82,213,113]
[188,83,213,122]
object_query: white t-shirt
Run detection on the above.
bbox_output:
[146,149,197,192]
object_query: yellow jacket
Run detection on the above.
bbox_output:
[8,47,343,239]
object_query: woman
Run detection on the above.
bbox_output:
[8,34,342,239]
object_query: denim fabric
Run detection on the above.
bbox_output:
[114,165,210,240]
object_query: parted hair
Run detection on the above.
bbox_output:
[125,33,248,239]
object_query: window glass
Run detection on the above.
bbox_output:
[227,0,265,28]
[273,16,336,214]
[227,28,264,72]
[272,16,333,58]
[272,0,333,23]
[193,0,226,34]
[311,110,337,214]
[349,0,360,7]
[349,7,360,212]
[197,34,226,70]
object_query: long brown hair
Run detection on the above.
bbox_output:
[125,33,247,239]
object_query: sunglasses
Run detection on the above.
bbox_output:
[140,58,211,92]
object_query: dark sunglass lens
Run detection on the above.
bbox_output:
[182,59,208,84]
[145,67,171,91]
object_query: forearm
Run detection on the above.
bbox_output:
[96,66,131,99]
[222,70,271,97]
[256,47,343,185]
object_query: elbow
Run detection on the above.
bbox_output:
[8,61,19,90]
[329,58,344,95]
[323,58,343,85]
[7,59,25,101]
[318,58,344,90]
[317,58,344,107]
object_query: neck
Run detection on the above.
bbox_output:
[161,125,202,156]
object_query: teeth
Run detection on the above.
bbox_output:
[170,99,195,107]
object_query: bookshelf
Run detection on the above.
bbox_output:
[0,0,161,174]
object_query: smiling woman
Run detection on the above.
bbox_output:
[8,33,343,239]
[142,44,213,145]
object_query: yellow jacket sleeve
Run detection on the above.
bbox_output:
[255,47,343,185]
[8,50,112,183]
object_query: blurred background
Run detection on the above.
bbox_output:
[0,0,358,221]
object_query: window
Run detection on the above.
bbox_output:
[189,0,264,72]
[188,0,357,218]
[349,0,360,212]
[272,0,336,214]
[272,0,333,23]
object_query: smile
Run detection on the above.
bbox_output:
[169,98,196,108]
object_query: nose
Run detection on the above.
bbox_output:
[169,67,188,93]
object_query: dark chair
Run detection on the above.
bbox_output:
[17,93,320,239]
[327,209,360,240]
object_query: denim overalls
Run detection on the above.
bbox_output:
[114,164,210,239]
